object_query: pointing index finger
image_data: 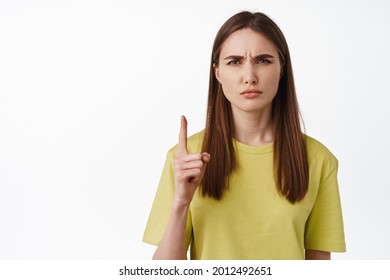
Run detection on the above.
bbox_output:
[178,115,188,155]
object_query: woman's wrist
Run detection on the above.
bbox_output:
[171,197,191,212]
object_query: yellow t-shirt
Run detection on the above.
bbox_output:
[143,130,346,259]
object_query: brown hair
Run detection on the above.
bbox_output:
[201,11,308,204]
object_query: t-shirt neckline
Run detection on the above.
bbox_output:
[233,138,273,154]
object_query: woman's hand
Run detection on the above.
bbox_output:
[173,116,210,206]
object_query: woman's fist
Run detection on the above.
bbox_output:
[173,116,210,206]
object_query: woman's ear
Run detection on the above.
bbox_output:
[214,63,221,82]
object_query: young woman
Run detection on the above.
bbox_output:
[143,11,346,260]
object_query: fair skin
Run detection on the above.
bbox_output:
[215,29,329,259]
[152,116,210,260]
[214,28,279,146]
[153,28,330,260]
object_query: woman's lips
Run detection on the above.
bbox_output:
[241,89,262,97]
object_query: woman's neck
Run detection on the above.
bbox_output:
[232,106,273,146]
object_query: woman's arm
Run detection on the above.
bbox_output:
[153,116,210,260]
[152,202,189,260]
[305,249,331,260]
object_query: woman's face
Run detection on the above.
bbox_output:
[215,28,282,115]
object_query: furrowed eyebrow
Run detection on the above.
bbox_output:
[224,55,244,60]
[223,54,275,60]
[254,54,274,60]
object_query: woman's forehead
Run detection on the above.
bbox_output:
[220,28,278,55]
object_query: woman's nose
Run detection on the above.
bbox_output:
[243,64,258,85]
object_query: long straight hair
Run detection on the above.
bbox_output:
[201,11,308,204]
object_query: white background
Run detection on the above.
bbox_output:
[0,0,389,260]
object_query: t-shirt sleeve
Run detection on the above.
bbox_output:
[142,148,193,249]
[304,158,346,252]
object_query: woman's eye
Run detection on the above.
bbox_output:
[257,58,271,64]
[227,59,240,65]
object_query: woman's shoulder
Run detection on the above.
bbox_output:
[305,134,336,156]
[304,134,338,172]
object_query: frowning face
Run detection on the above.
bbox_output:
[215,28,282,115]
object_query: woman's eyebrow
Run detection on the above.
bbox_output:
[223,54,275,60]
[223,55,245,61]
[254,54,274,59]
